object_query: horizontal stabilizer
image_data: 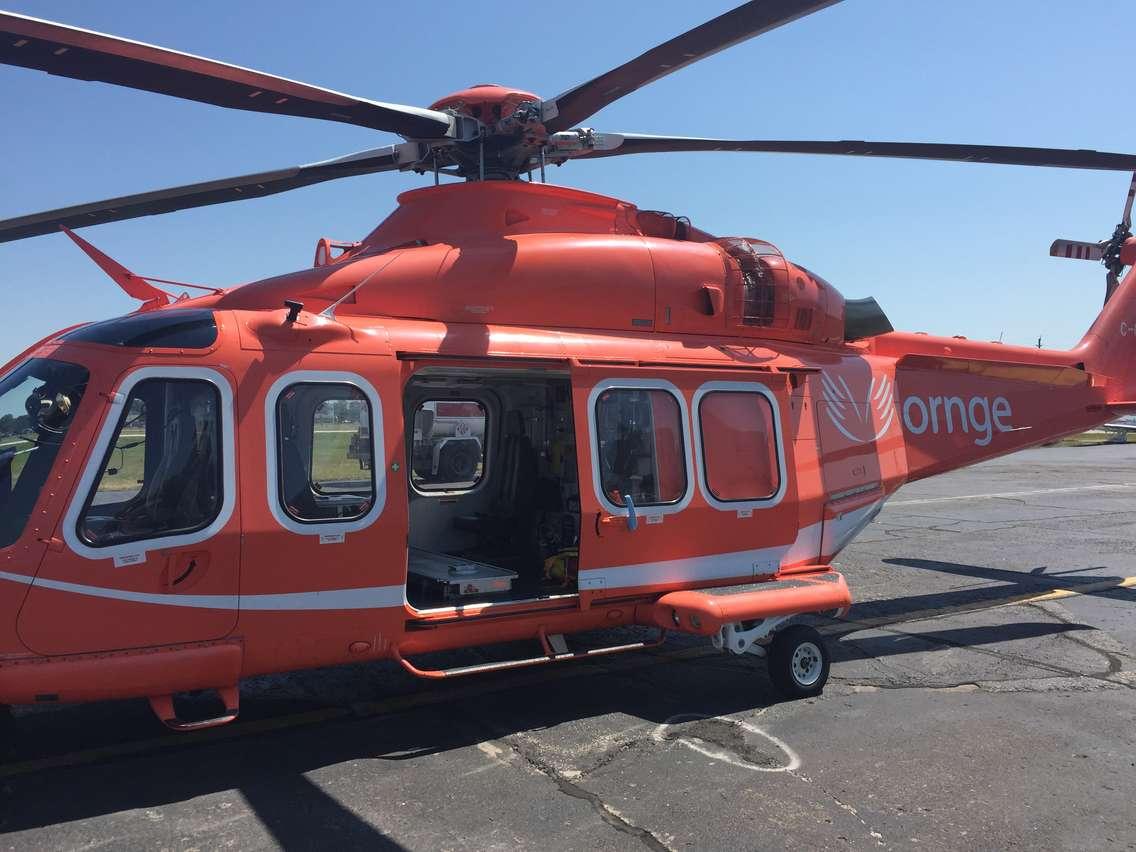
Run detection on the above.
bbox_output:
[1050,239,1103,261]
[897,354,1090,388]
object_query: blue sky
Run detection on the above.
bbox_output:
[1,0,1134,356]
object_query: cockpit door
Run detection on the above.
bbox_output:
[18,365,241,655]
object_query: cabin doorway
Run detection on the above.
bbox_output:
[403,367,581,611]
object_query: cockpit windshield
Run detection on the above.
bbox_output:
[0,358,89,549]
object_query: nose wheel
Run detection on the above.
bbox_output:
[767,625,830,698]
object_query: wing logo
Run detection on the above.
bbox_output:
[820,371,895,444]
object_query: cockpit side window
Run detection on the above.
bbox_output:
[77,378,222,547]
[0,358,89,549]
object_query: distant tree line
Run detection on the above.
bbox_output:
[0,414,32,436]
[314,399,364,424]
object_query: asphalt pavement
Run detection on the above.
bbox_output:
[2,445,1134,851]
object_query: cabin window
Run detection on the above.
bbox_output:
[0,358,89,550]
[410,400,488,493]
[78,379,222,547]
[698,391,780,501]
[277,383,375,523]
[594,388,686,508]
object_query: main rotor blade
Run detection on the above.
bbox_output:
[543,0,841,133]
[0,11,454,138]
[579,134,1136,171]
[0,145,415,243]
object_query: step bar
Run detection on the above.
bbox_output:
[393,568,849,679]
[393,626,667,679]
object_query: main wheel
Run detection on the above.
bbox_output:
[767,625,830,698]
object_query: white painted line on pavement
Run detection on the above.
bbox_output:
[888,483,1136,507]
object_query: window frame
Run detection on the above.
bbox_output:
[276,382,378,525]
[691,381,788,512]
[265,370,386,536]
[586,378,694,517]
[62,366,237,562]
[408,398,490,497]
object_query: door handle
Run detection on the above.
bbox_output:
[623,495,639,531]
[171,559,197,587]
[595,496,640,537]
[164,551,210,591]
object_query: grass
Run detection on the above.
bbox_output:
[7,420,1124,497]
[311,430,371,486]
[0,434,36,480]
[91,427,370,494]
[1050,431,1136,448]
[94,437,148,492]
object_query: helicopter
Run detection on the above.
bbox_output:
[1,0,1135,733]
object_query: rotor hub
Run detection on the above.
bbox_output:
[425,85,549,181]
[429,84,542,125]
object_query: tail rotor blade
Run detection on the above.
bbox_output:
[1122,171,1136,229]
[1050,239,1104,262]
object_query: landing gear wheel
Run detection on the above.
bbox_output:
[767,625,830,699]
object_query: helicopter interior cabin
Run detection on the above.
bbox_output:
[403,368,582,610]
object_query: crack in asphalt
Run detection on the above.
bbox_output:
[829,612,1135,693]
[461,697,675,852]
[1031,602,1133,674]
[789,768,886,847]
[577,737,648,777]
[501,736,674,852]
[830,675,1125,695]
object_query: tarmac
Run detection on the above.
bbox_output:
[2,445,1135,850]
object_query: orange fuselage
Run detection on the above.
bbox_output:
[0,180,1127,711]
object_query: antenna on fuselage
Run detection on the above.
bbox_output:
[320,253,402,320]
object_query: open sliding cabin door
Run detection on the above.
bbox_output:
[401,362,584,612]
[570,363,803,604]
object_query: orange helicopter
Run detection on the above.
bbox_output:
[1,1,1135,733]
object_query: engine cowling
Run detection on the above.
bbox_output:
[716,238,845,345]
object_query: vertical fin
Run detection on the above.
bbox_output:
[1074,240,1136,400]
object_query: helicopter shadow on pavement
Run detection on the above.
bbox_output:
[0,591,1090,844]
[0,647,782,842]
[880,557,1136,608]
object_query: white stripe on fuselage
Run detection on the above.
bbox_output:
[0,500,885,608]
[577,500,883,591]
[0,571,402,611]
